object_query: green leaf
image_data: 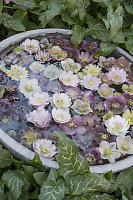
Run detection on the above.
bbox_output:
[33,172,48,186]
[0,13,12,24]
[107,4,123,38]
[48,16,67,29]
[11,0,37,10]
[73,193,117,200]
[104,171,113,180]
[30,152,43,166]
[69,173,112,195]
[124,0,133,15]
[100,42,117,56]
[0,0,3,13]
[2,18,25,32]
[71,25,86,46]
[0,183,4,200]
[111,31,125,43]
[125,36,133,55]
[2,170,25,200]
[39,1,48,11]
[86,14,108,42]
[13,10,28,27]
[92,0,110,6]
[60,11,75,25]
[117,167,133,199]
[39,170,65,200]
[111,0,123,7]
[0,149,12,168]
[55,131,89,181]
[75,0,90,21]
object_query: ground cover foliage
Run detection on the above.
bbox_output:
[0,0,133,200]
[0,0,133,56]
[0,131,132,200]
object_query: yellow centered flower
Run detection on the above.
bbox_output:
[69,122,76,128]
[25,85,33,92]
[122,143,130,152]
[37,97,44,104]
[104,148,112,157]
[40,146,48,154]
[114,122,121,131]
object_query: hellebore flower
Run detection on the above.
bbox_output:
[112,57,131,71]
[29,92,50,108]
[98,141,120,163]
[52,93,72,109]
[98,84,114,98]
[104,96,126,114]
[117,136,133,155]
[83,64,101,76]
[21,39,40,54]
[78,52,94,66]
[44,64,61,80]
[33,139,57,158]
[104,115,130,137]
[35,51,51,63]
[65,87,82,100]
[29,61,45,73]
[61,58,81,73]
[124,93,133,109]
[106,68,127,85]
[59,71,79,87]
[49,46,67,61]
[71,99,92,115]
[81,74,101,91]
[52,108,71,123]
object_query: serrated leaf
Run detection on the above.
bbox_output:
[61,11,75,25]
[0,13,12,24]
[100,42,117,56]
[3,18,25,32]
[111,31,125,43]
[55,131,89,181]
[0,149,12,168]
[125,36,133,55]
[71,25,86,46]
[70,173,112,196]
[13,10,28,27]
[2,170,25,200]
[11,0,37,10]
[124,0,133,15]
[33,172,48,186]
[39,178,65,200]
[76,0,90,21]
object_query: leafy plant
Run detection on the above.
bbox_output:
[0,132,132,199]
[0,0,133,56]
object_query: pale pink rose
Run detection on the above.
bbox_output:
[26,107,51,128]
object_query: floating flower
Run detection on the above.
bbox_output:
[61,58,81,73]
[0,85,5,98]
[124,93,133,109]
[72,131,95,150]
[49,46,67,61]
[50,36,71,48]
[71,99,92,115]
[122,109,133,125]
[6,65,28,81]
[59,115,85,135]
[29,61,45,73]
[122,84,133,95]
[102,111,114,122]
[127,72,133,84]
[81,90,94,102]
[19,78,41,98]
[92,101,106,116]
[81,74,101,90]
[21,39,40,54]
[52,108,71,123]
[78,52,94,66]
[82,113,100,130]
[46,80,63,93]
[98,141,120,163]
[26,107,51,128]
[104,96,126,114]
[117,136,133,155]
[112,57,131,71]
[84,148,102,165]
[106,68,127,85]
[100,73,112,85]
[40,38,52,50]
[104,115,130,137]
[65,87,82,100]
[35,51,51,63]
[44,64,61,80]
[98,56,113,70]
[21,129,39,148]
[79,40,100,54]
[98,84,114,98]
[33,139,57,158]
[83,64,101,76]
[59,71,79,87]
[19,52,34,65]
[52,93,71,109]
[29,92,50,107]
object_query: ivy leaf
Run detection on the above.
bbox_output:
[11,0,37,10]
[71,25,86,46]
[124,0,133,15]
[55,131,89,181]
[125,36,133,55]
[2,18,26,32]
[0,182,4,200]
[92,0,110,6]
[69,173,112,195]
[2,170,25,200]
[33,172,48,186]
[73,193,117,200]
[39,169,65,200]
[0,149,13,168]
[100,42,117,56]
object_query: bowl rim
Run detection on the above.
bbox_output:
[0,28,133,173]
